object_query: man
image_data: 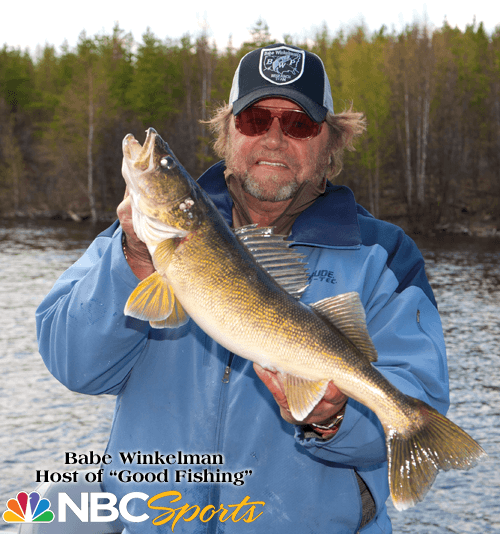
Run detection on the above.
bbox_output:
[37,44,449,533]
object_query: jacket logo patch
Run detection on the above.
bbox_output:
[259,46,305,85]
[308,269,337,285]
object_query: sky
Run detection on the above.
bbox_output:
[1,0,499,57]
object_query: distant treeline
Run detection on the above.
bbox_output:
[0,19,499,232]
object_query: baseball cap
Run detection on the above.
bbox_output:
[229,43,334,122]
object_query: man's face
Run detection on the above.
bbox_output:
[225,98,331,203]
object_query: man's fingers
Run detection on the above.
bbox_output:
[253,364,288,407]
[116,197,155,280]
[117,195,132,219]
[117,196,140,243]
[253,363,348,425]
[324,381,349,407]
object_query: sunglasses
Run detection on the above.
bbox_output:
[235,106,322,140]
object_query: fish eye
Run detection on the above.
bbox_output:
[160,156,176,169]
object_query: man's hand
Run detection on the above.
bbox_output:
[253,363,348,426]
[117,192,155,280]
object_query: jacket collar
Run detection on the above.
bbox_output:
[198,161,362,249]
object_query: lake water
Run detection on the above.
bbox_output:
[0,219,499,533]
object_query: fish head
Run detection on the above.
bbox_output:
[122,128,202,238]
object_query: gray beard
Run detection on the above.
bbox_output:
[241,173,300,202]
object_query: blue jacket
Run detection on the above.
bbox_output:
[36,161,449,533]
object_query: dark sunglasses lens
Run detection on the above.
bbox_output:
[236,107,320,139]
[236,108,272,136]
[281,111,319,139]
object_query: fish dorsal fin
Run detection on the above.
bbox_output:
[235,225,309,298]
[311,292,378,363]
[282,374,330,421]
[124,239,189,329]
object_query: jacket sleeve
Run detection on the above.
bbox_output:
[295,232,450,470]
[36,222,151,395]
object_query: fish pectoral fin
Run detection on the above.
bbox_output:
[125,239,190,327]
[311,292,378,363]
[153,238,177,265]
[124,272,175,321]
[149,296,189,329]
[282,374,330,422]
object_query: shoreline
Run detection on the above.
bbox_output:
[1,209,498,239]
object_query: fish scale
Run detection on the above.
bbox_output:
[121,127,487,512]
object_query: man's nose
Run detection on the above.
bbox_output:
[261,117,287,149]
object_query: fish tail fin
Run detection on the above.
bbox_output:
[385,398,487,511]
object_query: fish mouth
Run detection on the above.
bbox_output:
[122,127,158,164]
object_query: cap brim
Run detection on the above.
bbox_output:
[232,87,328,123]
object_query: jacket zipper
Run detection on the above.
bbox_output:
[207,352,234,534]
[222,353,234,383]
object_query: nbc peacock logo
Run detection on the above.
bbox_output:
[2,491,54,523]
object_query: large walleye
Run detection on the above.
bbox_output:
[121,128,486,511]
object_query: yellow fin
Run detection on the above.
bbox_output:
[150,296,189,329]
[386,396,487,511]
[282,374,330,421]
[153,238,176,269]
[124,272,174,321]
[311,292,378,363]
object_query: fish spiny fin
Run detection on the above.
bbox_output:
[311,292,378,363]
[124,272,175,321]
[150,296,189,329]
[282,374,330,421]
[234,225,309,298]
[385,396,487,511]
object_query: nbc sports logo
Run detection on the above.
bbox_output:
[2,491,54,523]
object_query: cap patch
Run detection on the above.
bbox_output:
[259,46,305,86]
